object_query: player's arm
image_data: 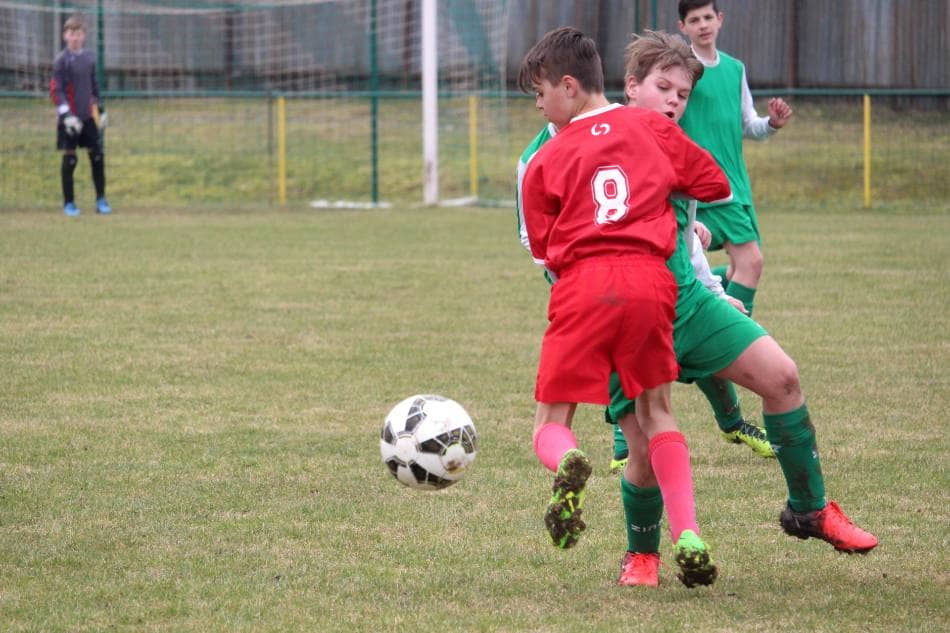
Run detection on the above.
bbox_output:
[50,57,82,136]
[519,161,557,268]
[516,124,557,253]
[665,125,732,204]
[740,68,791,138]
[89,59,107,128]
[689,234,725,296]
[49,56,71,116]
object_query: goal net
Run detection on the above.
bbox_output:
[0,0,512,209]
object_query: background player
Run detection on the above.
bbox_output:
[676,0,792,446]
[50,15,111,217]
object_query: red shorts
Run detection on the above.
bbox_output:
[535,256,678,404]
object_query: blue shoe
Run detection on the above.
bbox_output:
[64,202,80,217]
[96,198,112,214]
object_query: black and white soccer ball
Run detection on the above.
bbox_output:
[380,394,477,490]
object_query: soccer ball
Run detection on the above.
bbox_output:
[379,394,477,490]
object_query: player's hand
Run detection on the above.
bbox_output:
[98,111,108,129]
[724,295,748,314]
[694,221,712,250]
[767,98,793,129]
[61,113,83,137]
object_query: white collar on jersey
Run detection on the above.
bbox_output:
[690,45,720,68]
[570,102,623,125]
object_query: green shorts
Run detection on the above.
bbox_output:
[606,289,767,423]
[696,202,761,251]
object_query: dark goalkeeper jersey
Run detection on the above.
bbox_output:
[50,48,100,120]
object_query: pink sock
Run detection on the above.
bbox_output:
[648,431,699,542]
[533,423,578,472]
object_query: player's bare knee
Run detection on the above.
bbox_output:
[772,356,800,399]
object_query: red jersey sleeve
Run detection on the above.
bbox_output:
[647,114,731,204]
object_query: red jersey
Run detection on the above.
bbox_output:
[520,104,730,275]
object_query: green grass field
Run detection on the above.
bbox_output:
[1,204,947,632]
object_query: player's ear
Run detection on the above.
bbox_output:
[677,20,686,35]
[561,75,577,97]
[624,76,639,104]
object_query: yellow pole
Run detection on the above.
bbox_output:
[277,96,287,206]
[468,95,479,200]
[863,94,871,209]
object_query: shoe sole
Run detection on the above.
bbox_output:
[674,546,717,588]
[544,451,592,549]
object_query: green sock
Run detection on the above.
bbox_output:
[694,375,744,432]
[612,422,628,460]
[763,404,827,513]
[621,477,663,553]
[711,264,729,291]
[726,279,756,316]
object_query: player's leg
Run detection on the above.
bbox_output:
[616,410,662,587]
[711,263,730,290]
[536,402,592,549]
[82,124,110,214]
[57,117,81,216]
[606,373,630,473]
[90,147,110,214]
[61,150,79,216]
[723,239,762,314]
[636,384,716,587]
[699,204,762,315]
[610,421,628,473]
[675,284,774,457]
[715,337,878,552]
[693,373,773,457]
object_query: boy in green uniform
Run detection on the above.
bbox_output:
[675,0,792,448]
[613,30,875,586]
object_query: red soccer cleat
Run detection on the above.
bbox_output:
[780,500,878,553]
[617,551,660,587]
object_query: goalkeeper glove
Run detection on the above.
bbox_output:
[98,111,108,129]
[60,113,83,137]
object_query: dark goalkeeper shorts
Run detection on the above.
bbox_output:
[605,287,767,423]
[57,117,101,151]
[696,202,761,250]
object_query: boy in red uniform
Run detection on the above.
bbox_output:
[518,27,730,587]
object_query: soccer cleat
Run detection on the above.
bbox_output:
[609,455,628,474]
[617,551,660,587]
[96,198,112,214]
[779,500,878,553]
[672,529,717,588]
[721,419,775,458]
[64,202,80,217]
[544,448,592,549]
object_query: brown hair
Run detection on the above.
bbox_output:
[623,30,704,87]
[63,15,86,33]
[517,26,604,94]
[678,0,719,21]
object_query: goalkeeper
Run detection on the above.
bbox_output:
[50,15,111,217]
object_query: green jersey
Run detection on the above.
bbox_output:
[679,51,754,207]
